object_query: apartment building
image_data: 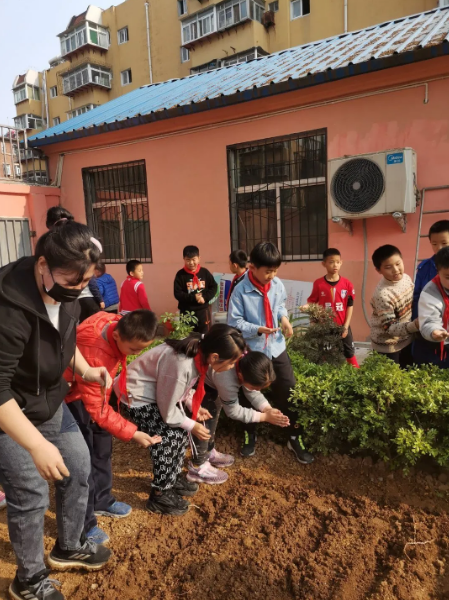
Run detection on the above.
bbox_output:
[12,0,444,143]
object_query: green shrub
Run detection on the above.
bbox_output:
[289,350,449,468]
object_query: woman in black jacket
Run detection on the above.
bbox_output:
[0,220,112,600]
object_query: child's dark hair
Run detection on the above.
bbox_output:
[35,220,100,283]
[126,260,142,275]
[250,242,281,269]
[165,323,246,362]
[229,249,248,269]
[95,261,106,276]
[372,245,402,270]
[323,248,341,260]
[116,310,158,342]
[429,220,449,238]
[183,245,200,259]
[239,352,276,387]
[435,247,449,270]
[46,206,74,230]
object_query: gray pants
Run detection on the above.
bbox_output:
[191,386,221,467]
[0,403,90,581]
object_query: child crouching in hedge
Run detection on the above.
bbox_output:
[118,324,246,516]
[418,246,449,367]
[187,351,290,484]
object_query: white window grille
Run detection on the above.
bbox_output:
[117,27,129,44]
[291,0,310,19]
[121,69,132,85]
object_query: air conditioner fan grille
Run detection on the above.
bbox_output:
[331,158,385,214]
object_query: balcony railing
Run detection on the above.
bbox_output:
[60,22,109,57]
[62,64,112,96]
[0,125,48,185]
[13,114,45,131]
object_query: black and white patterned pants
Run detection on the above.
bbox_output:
[127,403,189,491]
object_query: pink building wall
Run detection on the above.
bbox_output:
[0,182,61,247]
[42,57,449,340]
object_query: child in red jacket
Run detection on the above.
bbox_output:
[120,260,151,312]
[65,310,161,545]
[304,248,359,368]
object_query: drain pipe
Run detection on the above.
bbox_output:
[344,0,348,33]
[145,2,154,84]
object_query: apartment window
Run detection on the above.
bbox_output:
[182,8,215,43]
[0,219,32,267]
[117,27,129,44]
[13,85,27,104]
[60,22,109,56]
[217,0,249,29]
[291,0,310,19]
[62,64,112,94]
[228,130,327,261]
[50,86,58,98]
[178,0,187,16]
[3,164,11,177]
[181,47,190,63]
[67,104,94,119]
[440,0,449,6]
[13,114,44,130]
[121,69,132,86]
[53,117,61,126]
[82,160,152,263]
[269,1,279,11]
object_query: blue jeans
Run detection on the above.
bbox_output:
[0,403,90,581]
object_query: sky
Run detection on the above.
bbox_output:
[0,0,96,125]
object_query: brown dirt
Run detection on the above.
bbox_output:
[2,428,449,600]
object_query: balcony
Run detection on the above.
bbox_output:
[13,84,40,105]
[181,0,265,49]
[62,64,112,97]
[59,22,109,58]
[13,114,45,131]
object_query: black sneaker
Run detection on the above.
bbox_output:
[174,473,199,497]
[48,538,111,572]
[241,430,257,458]
[9,569,64,600]
[146,488,190,516]
[287,437,314,464]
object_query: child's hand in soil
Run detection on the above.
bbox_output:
[341,327,348,339]
[432,329,449,341]
[197,407,213,422]
[192,422,211,441]
[133,431,162,448]
[281,316,293,339]
[260,408,290,427]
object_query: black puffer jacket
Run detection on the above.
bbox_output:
[0,256,79,426]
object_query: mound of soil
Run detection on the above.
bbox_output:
[2,428,449,600]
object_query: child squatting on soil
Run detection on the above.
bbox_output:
[64,309,162,545]
[370,244,419,369]
[187,351,291,485]
[418,246,449,368]
[302,247,359,368]
[117,324,246,516]
[227,242,314,464]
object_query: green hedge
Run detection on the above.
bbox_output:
[289,350,449,468]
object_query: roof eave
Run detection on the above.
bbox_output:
[28,42,449,149]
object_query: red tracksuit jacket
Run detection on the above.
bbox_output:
[119,276,151,312]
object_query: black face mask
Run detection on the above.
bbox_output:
[42,272,83,303]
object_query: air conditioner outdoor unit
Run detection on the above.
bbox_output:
[328,148,417,219]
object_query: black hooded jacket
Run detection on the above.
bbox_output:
[0,256,79,427]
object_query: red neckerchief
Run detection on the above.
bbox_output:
[192,352,208,420]
[106,321,128,401]
[432,275,449,360]
[184,264,201,289]
[227,269,248,304]
[248,270,274,329]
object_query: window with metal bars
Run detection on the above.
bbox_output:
[82,160,152,263]
[227,130,327,261]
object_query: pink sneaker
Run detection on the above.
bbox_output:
[186,461,229,485]
[209,447,235,468]
[0,491,6,510]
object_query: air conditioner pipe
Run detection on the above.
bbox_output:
[344,0,348,33]
[145,2,154,85]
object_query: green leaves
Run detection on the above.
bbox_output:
[289,350,449,468]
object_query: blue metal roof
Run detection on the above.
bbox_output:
[29,6,449,148]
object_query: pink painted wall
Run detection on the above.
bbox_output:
[42,57,449,340]
[0,183,61,248]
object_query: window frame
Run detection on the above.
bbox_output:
[227,130,328,262]
[117,26,129,44]
[269,1,279,12]
[181,47,190,63]
[60,22,110,56]
[82,159,152,264]
[53,116,61,126]
[178,0,188,16]
[62,64,112,94]
[67,104,94,119]
[291,0,310,20]
[50,86,58,98]
[120,69,132,86]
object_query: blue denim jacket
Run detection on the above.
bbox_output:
[227,273,288,359]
